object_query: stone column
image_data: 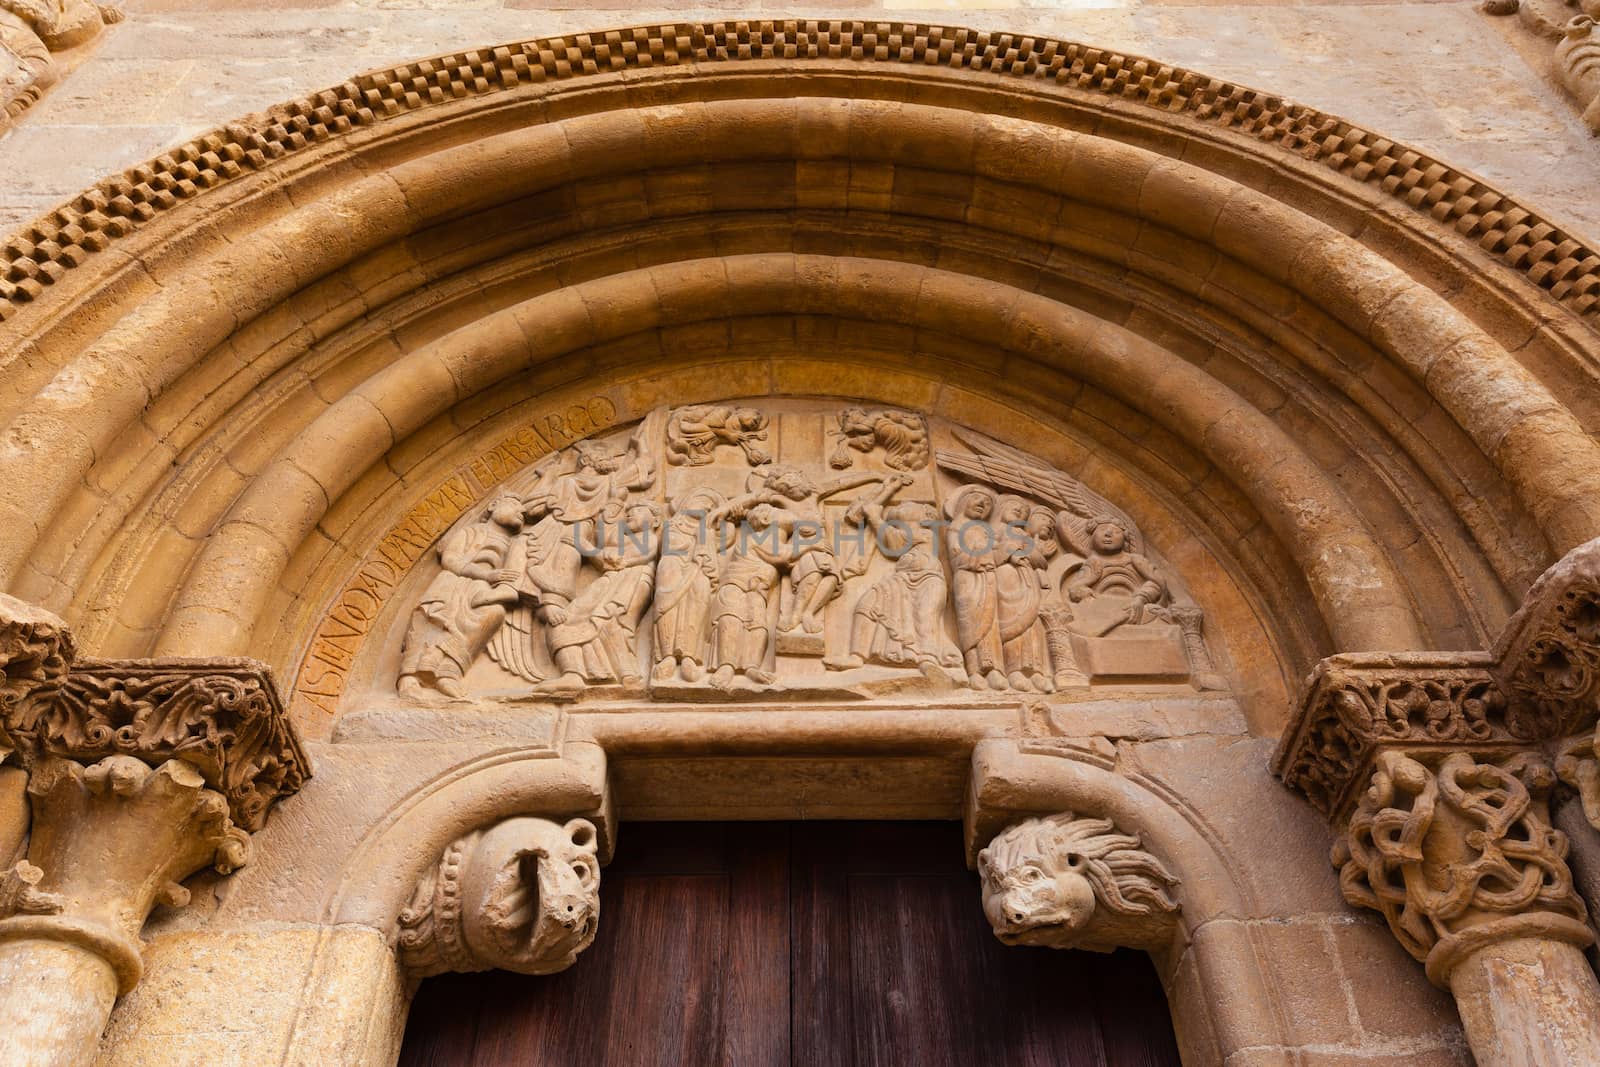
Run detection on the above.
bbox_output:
[1277,651,1600,1067]
[0,595,309,1067]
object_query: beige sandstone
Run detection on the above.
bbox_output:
[0,7,1599,1066]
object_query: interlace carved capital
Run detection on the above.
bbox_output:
[1335,750,1591,987]
[0,756,249,993]
[977,812,1180,952]
[1274,652,1528,820]
[397,816,601,979]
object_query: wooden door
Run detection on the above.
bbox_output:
[398,822,1182,1067]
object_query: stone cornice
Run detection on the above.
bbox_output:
[1,20,1595,326]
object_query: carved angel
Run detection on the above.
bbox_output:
[666,405,771,466]
[829,408,930,472]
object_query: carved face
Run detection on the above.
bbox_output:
[489,495,524,529]
[1092,522,1126,554]
[470,817,601,975]
[963,492,992,520]
[979,847,1097,947]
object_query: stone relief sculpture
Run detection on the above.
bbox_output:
[666,404,771,466]
[829,407,930,471]
[392,400,1227,701]
[977,812,1180,951]
[1336,750,1589,982]
[398,495,524,699]
[397,816,601,979]
[1486,0,1600,133]
[0,0,121,126]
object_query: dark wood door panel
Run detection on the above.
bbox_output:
[399,822,1180,1067]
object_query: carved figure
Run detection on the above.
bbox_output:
[1559,15,1600,133]
[994,496,1054,692]
[827,474,953,675]
[652,488,722,684]
[944,485,1006,690]
[490,428,657,684]
[397,817,601,978]
[829,407,930,471]
[666,405,771,466]
[0,0,122,125]
[1060,515,1169,636]
[542,500,663,695]
[398,495,524,699]
[978,812,1180,950]
[710,503,821,688]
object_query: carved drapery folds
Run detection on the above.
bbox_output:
[977,812,1180,952]
[1336,750,1591,987]
[397,816,601,980]
[393,402,1228,704]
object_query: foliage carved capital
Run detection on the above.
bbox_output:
[0,595,309,832]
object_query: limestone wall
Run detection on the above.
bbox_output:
[3,0,1598,245]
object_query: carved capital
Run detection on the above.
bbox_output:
[977,812,1180,952]
[397,816,601,979]
[1334,750,1592,987]
[1495,535,1600,740]
[7,658,310,831]
[0,594,308,832]
[0,756,248,993]
[1274,652,1531,820]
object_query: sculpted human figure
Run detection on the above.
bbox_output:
[398,495,524,698]
[710,503,820,688]
[994,495,1054,693]
[827,473,953,676]
[541,500,663,695]
[652,488,722,683]
[1061,515,1169,635]
[944,485,1006,690]
[666,405,771,466]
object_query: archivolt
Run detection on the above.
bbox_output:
[1,21,1597,721]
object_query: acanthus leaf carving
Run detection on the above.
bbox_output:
[978,811,1180,952]
[396,816,601,979]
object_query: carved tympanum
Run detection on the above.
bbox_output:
[977,812,1180,952]
[394,401,1227,702]
[397,816,601,979]
[1335,750,1592,987]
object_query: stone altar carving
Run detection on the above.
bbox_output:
[977,812,1180,951]
[393,401,1227,701]
[0,0,121,127]
[396,816,601,978]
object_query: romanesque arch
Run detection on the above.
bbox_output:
[2,20,1600,1067]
